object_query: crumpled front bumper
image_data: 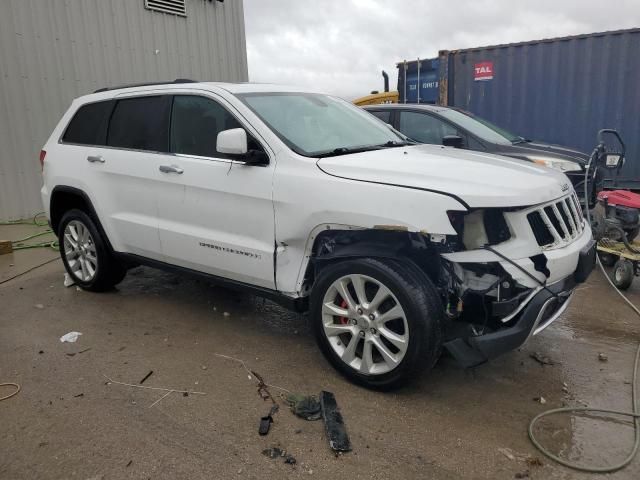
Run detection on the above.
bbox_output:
[444,276,575,367]
[443,239,596,368]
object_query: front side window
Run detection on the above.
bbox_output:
[62,100,114,145]
[398,111,458,145]
[107,96,170,152]
[170,95,242,158]
[238,93,404,157]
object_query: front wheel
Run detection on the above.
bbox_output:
[310,258,443,390]
[58,209,126,292]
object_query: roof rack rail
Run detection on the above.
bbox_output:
[94,78,197,93]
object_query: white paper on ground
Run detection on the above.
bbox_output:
[60,331,82,343]
[63,273,75,287]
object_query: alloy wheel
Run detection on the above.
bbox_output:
[321,274,409,375]
[63,220,98,282]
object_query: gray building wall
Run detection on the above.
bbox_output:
[0,0,248,221]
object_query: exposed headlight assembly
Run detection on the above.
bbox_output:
[448,209,511,250]
[528,156,582,172]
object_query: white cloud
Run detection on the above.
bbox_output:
[243,0,639,99]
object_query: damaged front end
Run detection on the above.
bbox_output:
[435,194,594,368]
[438,258,576,368]
[305,193,594,369]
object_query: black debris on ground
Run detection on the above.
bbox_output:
[320,391,351,452]
[262,447,296,466]
[139,370,154,385]
[259,405,279,436]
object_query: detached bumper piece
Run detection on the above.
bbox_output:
[444,276,577,368]
[320,391,352,452]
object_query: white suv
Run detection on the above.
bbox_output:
[41,81,595,389]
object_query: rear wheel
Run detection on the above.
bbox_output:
[612,258,634,290]
[310,257,443,390]
[58,209,126,291]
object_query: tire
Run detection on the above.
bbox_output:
[58,209,126,292]
[599,252,617,267]
[310,257,443,390]
[612,258,634,290]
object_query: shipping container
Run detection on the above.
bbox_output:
[397,28,640,189]
[397,58,440,104]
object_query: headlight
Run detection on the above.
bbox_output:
[528,156,582,172]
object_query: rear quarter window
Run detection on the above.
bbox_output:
[107,96,171,152]
[62,100,114,145]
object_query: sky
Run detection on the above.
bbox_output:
[243,0,640,100]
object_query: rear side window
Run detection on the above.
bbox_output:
[369,110,391,124]
[107,96,170,152]
[62,101,114,145]
[170,95,242,158]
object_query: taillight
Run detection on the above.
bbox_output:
[39,150,46,172]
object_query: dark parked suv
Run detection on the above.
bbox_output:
[363,104,602,208]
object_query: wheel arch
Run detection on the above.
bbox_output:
[50,186,114,252]
[298,227,445,296]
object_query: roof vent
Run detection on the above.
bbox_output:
[144,0,186,16]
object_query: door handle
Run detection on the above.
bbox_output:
[87,155,105,163]
[159,164,184,174]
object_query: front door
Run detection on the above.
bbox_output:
[156,94,276,289]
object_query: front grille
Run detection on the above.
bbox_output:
[526,192,585,248]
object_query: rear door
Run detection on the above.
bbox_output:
[155,94,276,288]
[84,95,170,258]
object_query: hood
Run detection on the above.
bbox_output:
[316,144,572,208]
[502,141,590,164]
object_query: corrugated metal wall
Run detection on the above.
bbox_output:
[0,0,248,221]
[445,28,640,188]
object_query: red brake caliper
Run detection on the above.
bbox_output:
[338,299,349,325]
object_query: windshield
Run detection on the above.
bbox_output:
[437,109,522,145]
[237,93,405,157]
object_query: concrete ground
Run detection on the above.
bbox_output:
[1,223,640,479]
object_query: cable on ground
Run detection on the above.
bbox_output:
[0,383,21,402]
[0,257,60,286]
[0,212,59,251]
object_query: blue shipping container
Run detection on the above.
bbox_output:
[397,58,440,104]
[399,28,640,189]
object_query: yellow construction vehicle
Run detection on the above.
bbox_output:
[353,71,399,106]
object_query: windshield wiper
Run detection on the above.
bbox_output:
[512,136,531,145]
[316,145,384,158]
[377,140,414,147]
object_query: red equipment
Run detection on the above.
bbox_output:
[598,190,640,209]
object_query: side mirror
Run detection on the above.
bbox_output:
[217,128,248,155]
[442,135,464,148]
